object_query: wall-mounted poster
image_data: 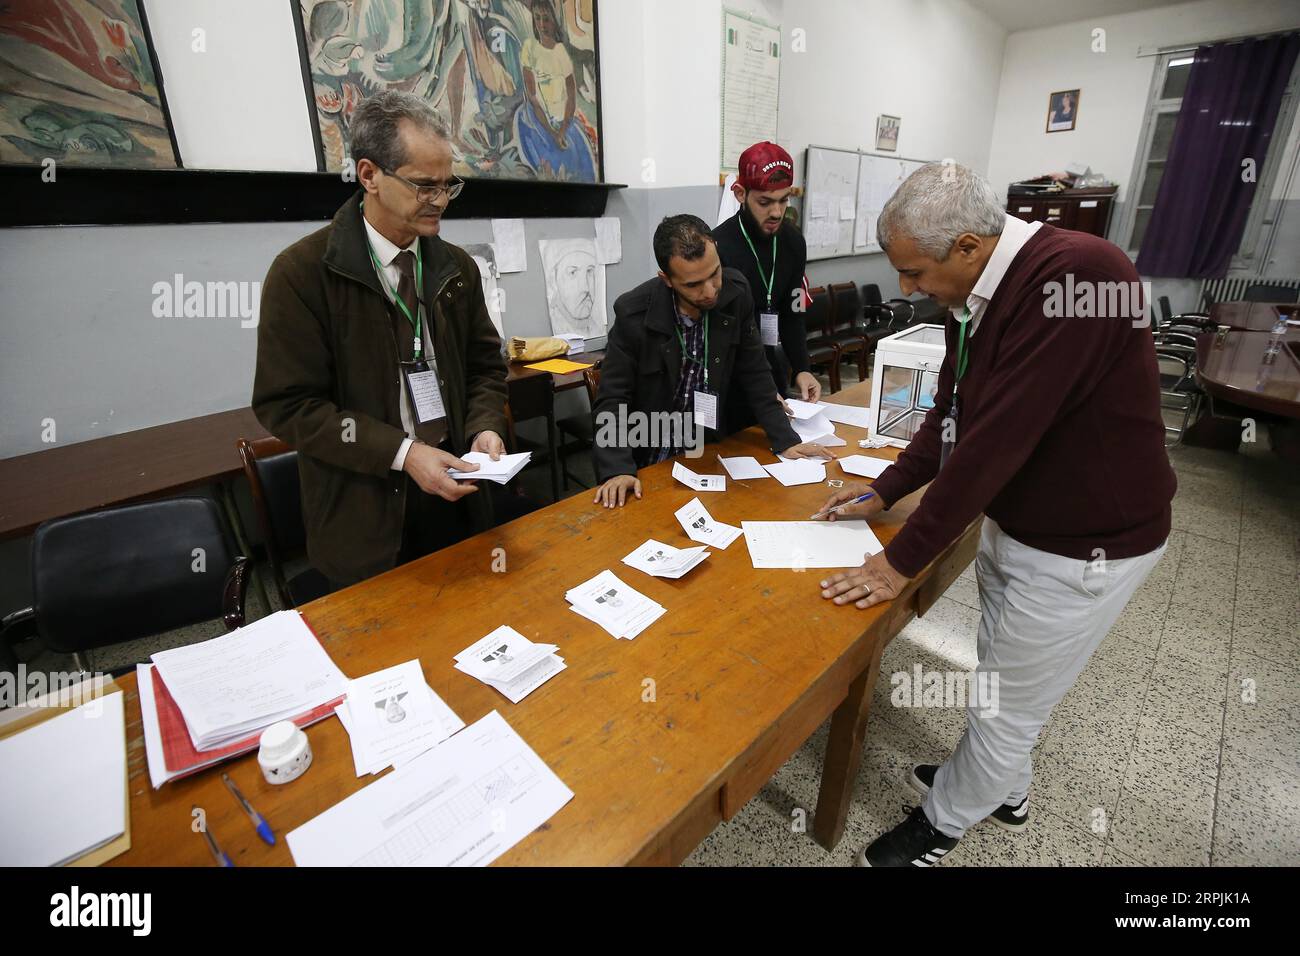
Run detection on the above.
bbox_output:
[0,0,177,167]
[1046,89,1079,133]
[875,114,899,152]
[463,242,506,339]
[538,237,605,340]
[297,0,602,182]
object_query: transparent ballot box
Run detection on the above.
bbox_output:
[868,324,947,449]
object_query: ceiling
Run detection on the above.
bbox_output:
[965,0,1181,32]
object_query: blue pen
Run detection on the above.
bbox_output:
[810,490,875,521]
[222,773,276,846]
[194,805,235,866]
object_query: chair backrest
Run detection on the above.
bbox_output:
[829,282,863,332]
[507,372,556,424]
[862,283,884,307]
[32,496,240,655]
[238,436,305,603]
[1244,282,1299,303]
[803,286,832,339]
[1158,295,1173,328]
[583,366,602,405]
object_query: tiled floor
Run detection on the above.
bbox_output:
[683,438,1299,866]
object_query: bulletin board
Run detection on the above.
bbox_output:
[803,146,934,260]
[853,153,930,254]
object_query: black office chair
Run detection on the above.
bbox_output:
[1,497,250,675]
[827,282,870,384]
[238,437,330,608]
[1157,295,1213,336]
[1243,282,1299,303]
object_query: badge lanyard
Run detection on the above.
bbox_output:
[738,216,777,310]
[675,310,711,392]
[360,199,425,363]
[940,308,972,469]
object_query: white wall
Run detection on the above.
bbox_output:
[985,0,1300,202]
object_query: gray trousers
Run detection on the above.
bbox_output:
[923,518,1166,838]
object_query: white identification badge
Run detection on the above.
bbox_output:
[694,390,718,430]
[760,311,780,347]
[403,364,446,424]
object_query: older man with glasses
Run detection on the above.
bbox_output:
[253,90,509,591]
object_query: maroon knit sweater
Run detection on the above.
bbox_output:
[872,225,1176,578]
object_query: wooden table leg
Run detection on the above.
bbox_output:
[813,641,885,850]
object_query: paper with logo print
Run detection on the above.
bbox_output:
[741,520,883,569]
[672,461,726,492]
[454,626,565,705]
[622,539,710,579]
[339,659,465,776]
[565,570,665,640]
[674,497,742,549]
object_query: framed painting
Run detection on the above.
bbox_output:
[295,0,603,183]
[0,0,178,167]
[1046,89,1079,133]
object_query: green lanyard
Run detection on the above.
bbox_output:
[675,310,711,391]
[361,201,425,361]
[955,308,971,384]
[738,217,777,309]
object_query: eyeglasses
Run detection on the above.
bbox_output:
[380,167,464,204]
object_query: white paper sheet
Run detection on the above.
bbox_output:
[838,454,892,479]
[820,402,873,428]
[448,451,531,484]
[566,571,665,640]
[672,461,726,492]
[718,455,769,480]
[763,458,827,486]
[791,411,841,446]
[783,398,824,421]
[491,219,527,273]
[340,661,465,776]
[594,217,622,264]
[287,711,572,867]
[741,520,883,569]
[674,497,743,548]
[622,539,709,579]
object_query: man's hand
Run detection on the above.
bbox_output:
[594,474,642,508]
[470,429,505,461]
[795,371,822,403]
[403,443,481,501]
[820,551,910,609]
[780,442,834,460]
[814,481,885,521]
[779,393,794,417]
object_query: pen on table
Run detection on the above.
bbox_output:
[222,772,276,845]
[810,490,875,521]
[194,805,235,866]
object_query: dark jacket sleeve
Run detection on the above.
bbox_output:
[729,279,801,453]
[590,299,641,483]
[780,229,812,375]
[252,252,407,477]
[458,255,510,447]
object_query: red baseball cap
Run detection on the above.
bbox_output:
[737,141,794,192]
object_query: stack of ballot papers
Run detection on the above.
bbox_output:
[838,454,892,479]
[150,610,347,751]
[454,626,566,703]
[672,461,725,491]
[742,520,884,568]
[448,451,531,484]
[336,660,466,777]
[623,539,710,578]
[764,456,828,486]
[674,497,742,548]
[287,711,573,867]
[567,570,665,639]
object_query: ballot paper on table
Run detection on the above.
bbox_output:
[742,520,884,569]
[336,660,465,777]
[791,411,847,446]
[150,610,347,751]
[566,570,665,639]
[287,710,572,867]
[838,454,892,479]
[784,398,824,420]
[718,455,769,480]
[764,457,827,486]
[454,626,566,704]
[622,539,710,579]
[821,402,873,429]
[672,461,726,492]
[674,497,742,548]
[447,451,531,484]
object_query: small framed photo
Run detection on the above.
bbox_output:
[1046,89,1079,133]
[875,114,900,152]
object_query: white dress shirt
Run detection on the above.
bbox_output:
[949,213,1043,337]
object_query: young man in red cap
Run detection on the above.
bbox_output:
[713,142,820,438]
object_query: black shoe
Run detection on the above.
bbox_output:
[909,764,1030,833]
[857,805,959,867]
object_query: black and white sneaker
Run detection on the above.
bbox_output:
[909,763,1030,833]
[856,805,959,867]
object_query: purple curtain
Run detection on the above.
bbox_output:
[1136,33,1300,278]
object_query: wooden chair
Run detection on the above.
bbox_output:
[802,285,841,393]
[827,281,870,383]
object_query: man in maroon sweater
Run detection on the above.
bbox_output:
[816,163,1176,867]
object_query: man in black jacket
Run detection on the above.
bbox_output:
[592,215,831,508]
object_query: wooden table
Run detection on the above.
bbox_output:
[1208,300,1299,332]
[1196,329,1300,419]
[0,408,269,541]
[108,381,979,866]
[505,350,604,391]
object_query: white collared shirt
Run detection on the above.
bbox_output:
[362,216,438,471]
[950,213,1043,337]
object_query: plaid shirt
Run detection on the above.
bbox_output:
[652,312,707,464]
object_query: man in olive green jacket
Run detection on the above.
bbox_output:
[253,92,508,588]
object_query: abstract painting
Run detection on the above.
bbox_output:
[298,0,602,182]
[0,0,176,167]
[538,237,604,339]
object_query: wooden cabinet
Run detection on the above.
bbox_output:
[1006,186,1117,238]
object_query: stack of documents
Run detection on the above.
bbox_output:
[764,456,828,486]
[623,539,710,578]
[674,497,742,548]
[287,711,573,867]
[567,570,665,639]
[336,660,466,777]
[448,451,531,484]
[454,626,566,704]
[838,454,892,479]
[742,520,884,568]
[672,461,725,491]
